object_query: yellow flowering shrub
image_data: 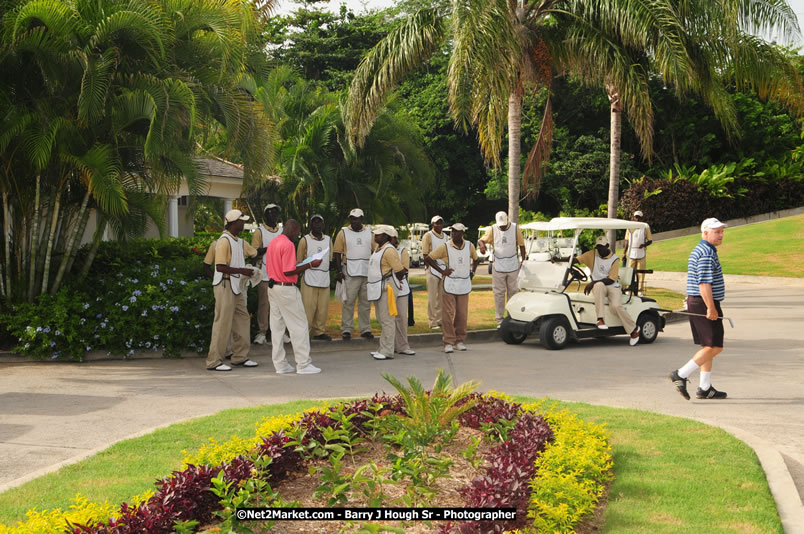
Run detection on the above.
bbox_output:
[181,405,329,468]
[0,494,116,534]
[522,401,613,533]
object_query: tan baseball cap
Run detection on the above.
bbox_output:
[495,211,509,226]
[372,224,397,237]
[224,209,250,223]
[633,210,644,217]
[595,235,610,246]
[349,208,364,218]
[450,222,468,232]
[430,215,444,224]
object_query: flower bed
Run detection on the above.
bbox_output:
[0,377,611,534]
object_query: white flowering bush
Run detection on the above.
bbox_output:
[1,237,254,360]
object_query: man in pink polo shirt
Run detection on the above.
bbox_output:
[265,219,323,374]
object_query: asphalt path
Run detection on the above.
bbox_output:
[0,276,802,529]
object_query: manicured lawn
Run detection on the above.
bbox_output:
[0,399,782,533]
[632,214,803,277]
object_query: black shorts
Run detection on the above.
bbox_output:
[687,296,724,348]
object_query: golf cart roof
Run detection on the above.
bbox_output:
[533,217,649,232]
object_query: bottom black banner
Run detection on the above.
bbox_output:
[236,507,516,522]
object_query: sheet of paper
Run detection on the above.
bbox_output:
[311,247,329,261]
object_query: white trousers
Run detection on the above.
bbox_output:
[268,285,314,371]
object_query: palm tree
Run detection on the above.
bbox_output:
[346,0,801,226]
[0,0,274,302]
[559,0,801,242]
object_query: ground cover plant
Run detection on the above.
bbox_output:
[0,394,781,533]
[636,214,804,278]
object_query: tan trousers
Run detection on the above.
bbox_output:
[341,274,371,335]
[492,269,519,325]
[394,293,410,352]
[628,257,647,293]
[441,292,469,345]
[592,283,636,332]
[268,285,314,371]
[373,289,396,357]
[426,272,443,328]
[206,281,251,369]
[256,281,271,335]
[300,279,330,336]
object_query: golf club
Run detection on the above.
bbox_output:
[659,309,735,328]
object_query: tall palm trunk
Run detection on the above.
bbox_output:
[27,174,41,301]
[606,84,623,247]
[65,206,91,275]
[40,188,62,295]
[51,189,90,295]
[79,217,106,280]
[2,189,11,298]
[508,91,523,224]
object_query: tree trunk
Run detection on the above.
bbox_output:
[508,91,523,224]
[2,189,11,298]
[40,188,62,296]
[79,217,106,280]
[51,189,90,295]
[65,206,91,275]
[606,84,623,248]
[27,174,41,301]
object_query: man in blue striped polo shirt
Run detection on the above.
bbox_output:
[669,218,728,400]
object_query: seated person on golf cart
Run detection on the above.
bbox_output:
[566,235,641,345]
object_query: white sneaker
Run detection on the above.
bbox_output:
[209,364,232,372]
[296,364,322,374]
[371,351,393,360]
[397,349,416,355]
[444,344,454,353]
[252,333,267,345]
[283,333,291,344]
[233,359,258,368]
[629,326,641,346]
[275,365,295,374]
[456,342,467,351]
[431,325,441,330]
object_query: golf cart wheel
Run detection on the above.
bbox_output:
[637,313,659,344]
[540,317,570,350]
[500,321,527,345]
[487,262,493,274]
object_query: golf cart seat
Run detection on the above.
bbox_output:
[618,265,634,290]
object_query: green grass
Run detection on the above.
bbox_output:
[539,401,783,534]
[635,214,804,277]
[0,399,782,533]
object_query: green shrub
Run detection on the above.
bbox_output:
[1,235,262,360]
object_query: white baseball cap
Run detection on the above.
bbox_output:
[372,224,397,237]
[633,210,644,217]
[349,208,364,218]
[310,213,324,221]
[450,222,468,232]
[264,203,279,211]
[224,209,250,223]
[495,211,509,226]
[701,217,727,232]
[430,215,444,224]
[595,235,610,246]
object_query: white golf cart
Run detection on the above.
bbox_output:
[403,223,430,267]
[500,217,665,350]
[476,225,494,273]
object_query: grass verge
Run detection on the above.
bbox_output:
[634,214,803,277]
[0,399,782,533]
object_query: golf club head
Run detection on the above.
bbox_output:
[725,317,734,328]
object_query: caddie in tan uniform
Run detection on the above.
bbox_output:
[421,215,447,329]
[206,209,261,371]
[203,242,232,359]
[623,210,653,295]
[424,223,480,353]
[251,204,283,345]
[391,235,415,356]
[333,208,376,340]
[478,211,526,328]
[298,214,333,341]
[574,235,641,346]
[367,225,407,360]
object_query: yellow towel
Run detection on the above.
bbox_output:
[387,283,397,316]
